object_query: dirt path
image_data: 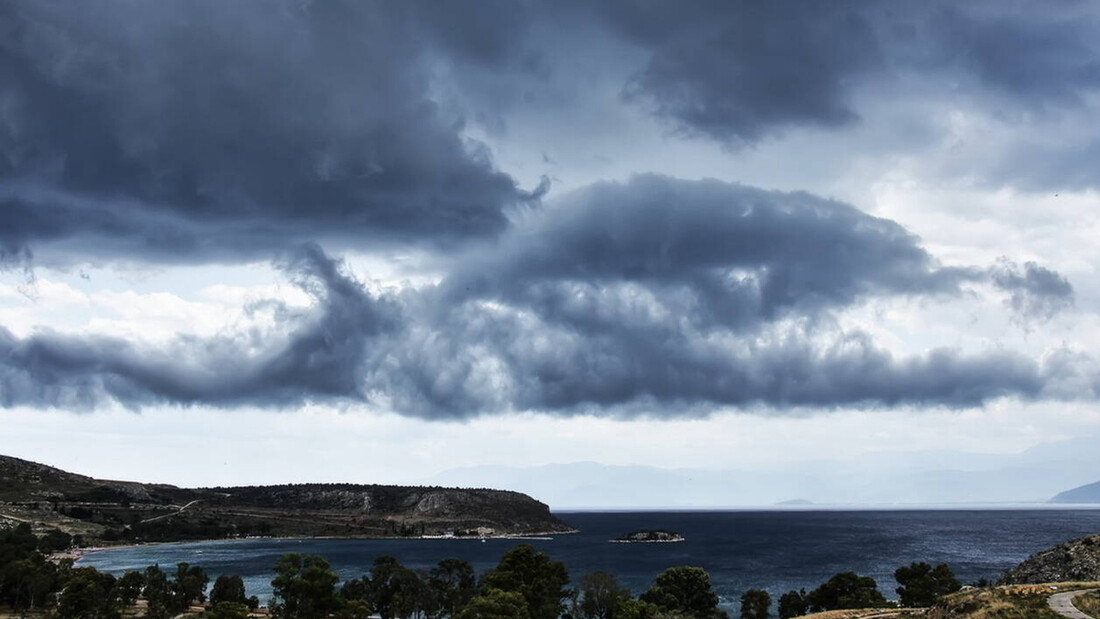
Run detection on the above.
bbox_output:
[1049,589,1098,619]
[139,500,202,524]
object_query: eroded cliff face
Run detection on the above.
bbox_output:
[206,483,572,535]
[0,454,575,543]
[1000,534,1100,584]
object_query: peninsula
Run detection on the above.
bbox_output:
[0,454,575,545]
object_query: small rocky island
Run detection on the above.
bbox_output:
[611,529,685,543]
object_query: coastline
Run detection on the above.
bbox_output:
[70,528,580,562]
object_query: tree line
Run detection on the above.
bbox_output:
[1,522,964,619]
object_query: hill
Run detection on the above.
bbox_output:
[999,533,1100,584]
[0,454,575,545]
[1051,479,1100,503]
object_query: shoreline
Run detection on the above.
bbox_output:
[71,528,580,561]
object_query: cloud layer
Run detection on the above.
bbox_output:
[0,1,1095,419]
[0,0,534,265]
[0,177,1085,417]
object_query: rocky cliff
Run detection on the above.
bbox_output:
[0,454,575,544]
[999,533,1100,584]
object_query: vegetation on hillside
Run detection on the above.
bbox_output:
[0,454,573,545]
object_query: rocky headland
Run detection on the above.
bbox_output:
[0,454,575,545]
[999,533,1100,584]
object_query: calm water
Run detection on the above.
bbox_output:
[77,509,1100,615]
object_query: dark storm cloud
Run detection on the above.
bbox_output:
[609,1,880,142]
[0,179,1084,417]
[0,0,537,264]
[584,1,1100,144]
[447,175,986,329]
[3,0,1098,265]
[928,3,1100,107]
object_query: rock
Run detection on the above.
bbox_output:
[1000,534,1100,584]
[612,529,684,543]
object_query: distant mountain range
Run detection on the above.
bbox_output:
[1050,480,1100,504]
[0,454,573,544]
[425,435,1100,509]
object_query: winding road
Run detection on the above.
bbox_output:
[1049,589,1098,619]
[138,500,202,524]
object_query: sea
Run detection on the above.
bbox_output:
[76,508,1100,616]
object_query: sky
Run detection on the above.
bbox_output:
[2,0,1100,507]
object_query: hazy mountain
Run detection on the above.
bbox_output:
[1051,480,1100,504]
[426,436,1100,509]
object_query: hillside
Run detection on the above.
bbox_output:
[1051,479,1100,503]
[999,533,1100,584]
[0,454,575,545]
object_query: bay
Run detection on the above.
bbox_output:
[76,509,1100,614]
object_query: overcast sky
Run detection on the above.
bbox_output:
[2,0,1100,505]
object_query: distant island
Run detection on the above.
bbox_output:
[0,454,575,545]
[776,499,815,506]
[611,529,684,543]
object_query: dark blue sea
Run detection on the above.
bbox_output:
[76,509,1100,615]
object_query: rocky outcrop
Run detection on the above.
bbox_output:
[611,529,684,543]
[1000,534,1100,584]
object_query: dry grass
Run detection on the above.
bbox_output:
[933,582,1100,619]
[802,609,924,618]
[798,583,1100,619]
[1073,590,1100,619]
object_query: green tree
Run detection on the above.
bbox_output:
[335,599,374,619]
[270,554,342,619]
[211,574,249,606]
[57,568,120,619]
[0,553,59,610]
[739,589,770,619]
[806,572,887,612]
[894,562,961,607]
[577,572,631,619]
[480,545,569,619]
[368,556,425,619]
[116,571,145,606]
[639,567,721,619]
[207,602,252,619]
[143,565,175,619]
[173,563,210,609]
[429,558,477,619]
[38,530,74,554]
[776,589,807,619]
[611,598,659,619]
[459,589,530,619]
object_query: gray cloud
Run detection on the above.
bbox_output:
[0,0,535,264]
[0,179,1084,417]
[991,259,1074,320]
[612,1,879,142]
[447,175,994,329]
[3,0,1099,270]
[583,1,1100,145]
